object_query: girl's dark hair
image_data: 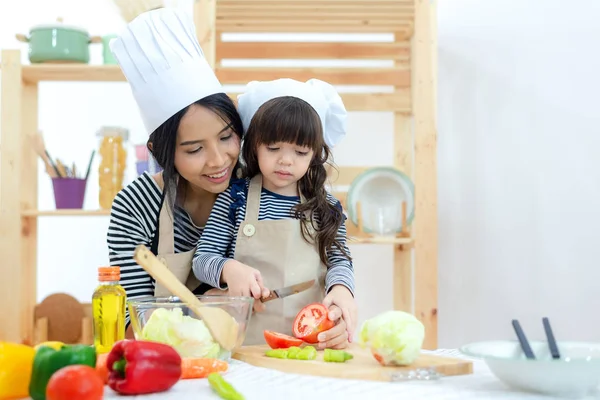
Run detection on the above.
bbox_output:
[241,96,351,266]
[147,93,243,211]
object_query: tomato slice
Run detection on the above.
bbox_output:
[292,303,335,344]
[264,330,304,349]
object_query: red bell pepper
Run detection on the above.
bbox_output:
[106,340,182,395]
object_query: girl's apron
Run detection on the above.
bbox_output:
[151,192,206,297]
[234,174,326,345]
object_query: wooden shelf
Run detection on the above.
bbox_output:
[21,209,111,217]
[0,0,437,349]
[22,65,125,83]
[15,65,410,112]
[348,236,412,245]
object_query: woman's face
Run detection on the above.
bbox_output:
[174,104,241,194]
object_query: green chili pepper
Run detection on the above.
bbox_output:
[297,346,317,360]
[323,348,353,363]
[265,348,288,359]
[208,373,244,400]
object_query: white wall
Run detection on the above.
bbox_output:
[0,0,598,348]
[437,0,600,346]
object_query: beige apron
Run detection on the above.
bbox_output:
[234,175,326,345]
[153,197,202,297]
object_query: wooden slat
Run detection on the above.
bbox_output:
[230,92,409,112]
[21,209,111,217]
[0,50,24,343]
[22,65,410,87]
[17,67,410,111]
[218,11,414,19]
[327,166,368,186]
[340,92,410,112]
[217,42,409,60]
[220,0,414,7]
[216,67,409,86]
[195,0,217,68]
[216,23,411,33]
[413,0,438,351]
[20,83,38,345]
[22,65,124,83]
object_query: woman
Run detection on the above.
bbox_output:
[107,8,350,348]
[106,8,242,336]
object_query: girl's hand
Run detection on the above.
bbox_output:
[318,285,358,349]
[222,260,270,312]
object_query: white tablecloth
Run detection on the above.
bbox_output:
[103,349,599,399]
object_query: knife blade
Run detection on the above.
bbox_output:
[261,279,316,302]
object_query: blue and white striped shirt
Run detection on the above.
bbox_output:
[192,178,355,295]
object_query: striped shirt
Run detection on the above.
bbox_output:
[106,172,204,321]
[192,178,355,295]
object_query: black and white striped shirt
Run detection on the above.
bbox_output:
[192,178,355,295]
[107,172,204,306]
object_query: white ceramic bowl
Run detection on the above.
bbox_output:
[460,340,600,398]
[346,167,415,235]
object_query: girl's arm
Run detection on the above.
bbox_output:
[192,186,240,289]
[324,195,356,296]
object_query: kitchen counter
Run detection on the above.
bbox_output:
[103,349,592,399]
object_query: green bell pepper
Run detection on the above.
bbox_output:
[28,344,97,400]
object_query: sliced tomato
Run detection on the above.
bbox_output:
[292,303,335,344]
[264,330,304,349]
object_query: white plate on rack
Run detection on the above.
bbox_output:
[346,167,415,236]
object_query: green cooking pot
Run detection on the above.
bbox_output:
[16,19,100,64]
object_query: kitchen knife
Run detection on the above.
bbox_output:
[261,279,316,302]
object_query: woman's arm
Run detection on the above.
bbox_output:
[192,186,240,289]
[107,180,160,327]
[324,196,356,296]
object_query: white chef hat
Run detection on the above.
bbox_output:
[237,78,347,148]
[110,8,224,134]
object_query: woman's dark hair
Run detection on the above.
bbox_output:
[241,96,351,266]
[147,93,243,212]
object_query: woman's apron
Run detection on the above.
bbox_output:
[234,174,327,345]
[151,193,206,297]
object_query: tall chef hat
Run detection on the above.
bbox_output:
[237,78,347,149]
[110,8,224,134]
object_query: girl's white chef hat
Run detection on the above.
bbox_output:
[237,78,347,149]
[110,8,224,134]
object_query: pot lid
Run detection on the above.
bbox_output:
[30,17,89,35]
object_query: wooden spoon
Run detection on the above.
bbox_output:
[133,244,239,351]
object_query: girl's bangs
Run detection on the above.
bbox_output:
[253,97,323,149]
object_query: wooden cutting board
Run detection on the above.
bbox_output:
[232,344,473,382]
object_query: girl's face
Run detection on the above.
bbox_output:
[257,141,314,195]
[174,104,240,194]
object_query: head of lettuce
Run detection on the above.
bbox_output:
[358,310,425,366]
[140,308,223,359]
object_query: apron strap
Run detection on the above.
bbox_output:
[245,175,263,222]
[150,190,166,255]
[157,192,175,254]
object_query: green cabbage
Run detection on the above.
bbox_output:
[141,307,222,358]
[358,310,425,366]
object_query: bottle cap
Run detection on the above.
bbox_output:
[98,266,120,281]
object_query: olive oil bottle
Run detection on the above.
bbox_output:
[92,266,126,354]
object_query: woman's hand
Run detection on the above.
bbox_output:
[221,260,270,312]
[318,285,358,349]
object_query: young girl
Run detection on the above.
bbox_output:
[193,78,356,349]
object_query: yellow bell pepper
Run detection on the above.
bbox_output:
[34,341,64,351]
[0,341,36,400]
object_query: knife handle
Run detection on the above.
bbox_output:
[260,292,278,303]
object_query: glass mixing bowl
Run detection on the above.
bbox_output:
[128,295,254,360]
